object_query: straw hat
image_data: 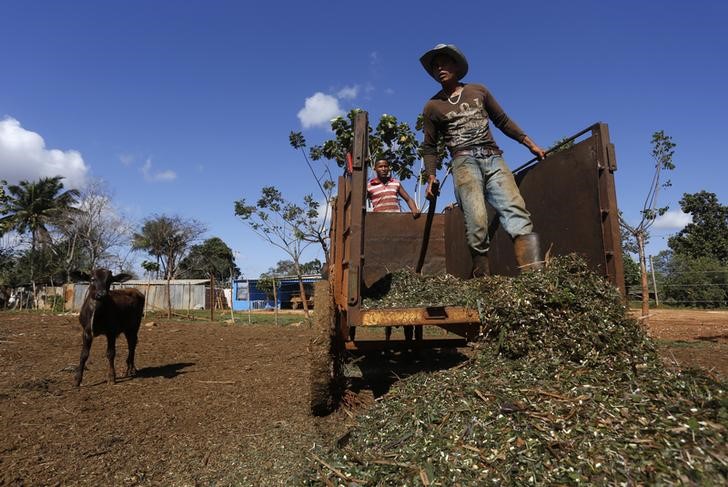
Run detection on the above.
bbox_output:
[419,44,469,81]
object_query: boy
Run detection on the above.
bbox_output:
[367,159,420,342]
[367,159,420,216]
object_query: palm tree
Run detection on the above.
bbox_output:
[0,176,80,300]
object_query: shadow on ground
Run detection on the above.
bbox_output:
[347,347,469,398]
[135,362,196,379]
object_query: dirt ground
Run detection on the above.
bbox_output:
[1,309,726,486]
[641,308,728,381]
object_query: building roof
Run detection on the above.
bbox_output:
[235,274,322,282]
[120,279,210,285]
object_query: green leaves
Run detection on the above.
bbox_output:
[307,109,422,181]
[305,255,728,485]
[289,131,306,150]
[178,237,240,281]
[668,191,728,265]
[132,214,206,279]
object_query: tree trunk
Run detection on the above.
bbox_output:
[294,261,310,318]
[166,275,172,319]
[637,232,650,324]
[209,273,215,322]
[30,233,37,309]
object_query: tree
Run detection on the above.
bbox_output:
[0,176,79,303]
[234,187,319,316]
[54,180,133,279]
[178,237,240,282]
[289,132,334,257]
[668,191,728,265]
[619,223,641,296]
[263,258,322,278]
[132,214,206,317]
[619,131,675,322]
[653,250,727,308]
[303,110,422,181]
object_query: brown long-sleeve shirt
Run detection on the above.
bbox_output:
[421,83,527,177]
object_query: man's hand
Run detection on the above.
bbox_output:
[523,136,546,161]
[411,208,421,219]
[425,175,439,200]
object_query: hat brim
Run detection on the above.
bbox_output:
[419,45,468,82]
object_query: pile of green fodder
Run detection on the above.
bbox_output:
[306,255,727,485]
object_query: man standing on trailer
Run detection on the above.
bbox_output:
[419,43,546,276]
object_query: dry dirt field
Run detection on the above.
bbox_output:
[1,309,726,486]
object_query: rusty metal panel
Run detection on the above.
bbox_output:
[361,209,473,288]
[486,123,623,293]
[362,213,448,288]
[443,206,473,279]
[594,124,625,293]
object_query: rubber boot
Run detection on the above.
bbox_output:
[514,233,544,271]
[472,253,490,278]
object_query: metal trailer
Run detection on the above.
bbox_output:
[310,111,624,415]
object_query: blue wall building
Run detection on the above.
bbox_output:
[232,276,321,311]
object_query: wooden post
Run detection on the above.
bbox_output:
[272,277,278,326]
[247,279,252,325]
[187,282,192,319]
[144,279,151,315]
[229,275,235,323]
[210,273,215,322]
[649,255,659,307]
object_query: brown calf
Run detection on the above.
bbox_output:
[72,269,145,386]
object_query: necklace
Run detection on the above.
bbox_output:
[447,87,463,105]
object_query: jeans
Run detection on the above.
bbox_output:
[452,154,533,255]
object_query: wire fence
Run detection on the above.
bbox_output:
[626,266,728,307]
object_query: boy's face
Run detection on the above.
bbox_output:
[374,161,390,180]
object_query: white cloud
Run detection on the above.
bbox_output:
[297,92,344,129]
[654,209,692,229]
[384,88,395,95]
[141,158,176,182]
[337,85,359,100]
[0,116,88,189]
[118,153,135,167]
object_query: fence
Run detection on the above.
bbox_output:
[627,266,728,307]
[63,279,230,312]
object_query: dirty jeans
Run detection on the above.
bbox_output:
[452,154,533,256]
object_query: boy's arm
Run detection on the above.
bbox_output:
[398,185,420,217]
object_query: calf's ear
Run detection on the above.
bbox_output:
[113,273,133,283]
[70,271,90,282]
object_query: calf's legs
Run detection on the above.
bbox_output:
[75,330,93,387]
[123,330,138,377]
[106,334,117,384]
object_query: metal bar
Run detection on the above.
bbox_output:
[346,111,369,327]
[359,306,480,327]
[512,123,599,174]
[594,123,626,296]
[415,180,440,273]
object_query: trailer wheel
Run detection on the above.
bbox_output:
[309,280,344,416]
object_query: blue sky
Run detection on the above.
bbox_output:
[1,0,726,278]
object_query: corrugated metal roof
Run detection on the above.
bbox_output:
[234,274,322,283]
[121,279,210,285]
